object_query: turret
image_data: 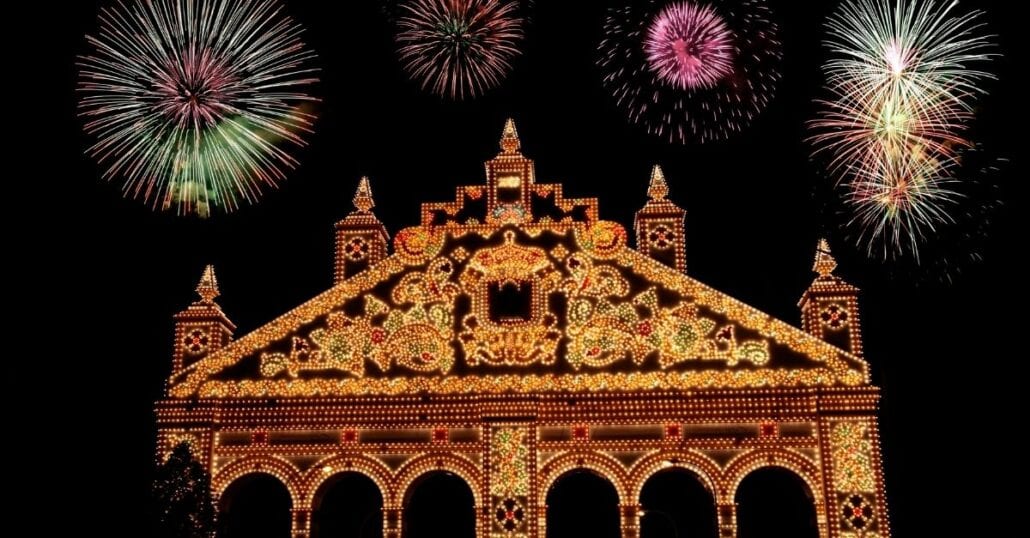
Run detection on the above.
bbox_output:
[798,239,864,355]
[634,165,687,273]
[334,177,390,283]
[171,265,235,375]
[485,119,536,225]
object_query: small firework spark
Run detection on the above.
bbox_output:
[78,0,319,217]
[395,0,525,100]
[644,2,734,91]
[810,0,995,260]
[599,0,781,143]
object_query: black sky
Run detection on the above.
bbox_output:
[38,1,1021,535]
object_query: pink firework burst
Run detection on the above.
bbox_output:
[645,1,735,90]
[152,48,236,128]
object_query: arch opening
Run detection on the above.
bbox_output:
[217,473,292,538]
[735,467,818,538]
[312,471,384,538]
[639,468,718,538]
[545,470,620,538]
[402,471,475,538]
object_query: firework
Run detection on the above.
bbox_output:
[599,0,782,143]
[811,0,994,174]
[78,0,319,216]
[394,0,525,100]
[828,144,1006,284]
[846,145,960,260]
[644,2,734,91]
[810,0,994,259]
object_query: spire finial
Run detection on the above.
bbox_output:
[353,176,375,213]
[196,265,220,303]
[813,238,838,277]
[648,165,669,201]
[500,118,520,153]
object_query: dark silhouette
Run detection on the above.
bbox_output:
[153,442,215,538]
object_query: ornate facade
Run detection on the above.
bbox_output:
[156,121,891,538]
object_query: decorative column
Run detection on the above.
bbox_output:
[717,502,737,538]
[620,503,642,538]
[486,425,533,538]
[824,418,891,538]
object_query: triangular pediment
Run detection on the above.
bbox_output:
[169,220,868,398]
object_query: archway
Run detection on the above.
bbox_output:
[546,470,620,538]
[639,468,718,538]
[735,467,818,538]
[217,473,292,538]
[402,471,475,538]
[312,472,384,538]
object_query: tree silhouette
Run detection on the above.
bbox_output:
[153,441,215,538]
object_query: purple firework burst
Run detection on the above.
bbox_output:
[645,2,734,90]
[599,0,781,143]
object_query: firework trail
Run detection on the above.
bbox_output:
[78,0,319,216]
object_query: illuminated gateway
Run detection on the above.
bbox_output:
[158,121,891,538]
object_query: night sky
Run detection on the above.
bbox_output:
[41,1,1020,535]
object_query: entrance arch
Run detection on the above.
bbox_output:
[217,473,292,538]
[402,471,476,538]
[545,470,621,538]
[311,472,384,538]
[639,468,718,538]
[735,467,818,538]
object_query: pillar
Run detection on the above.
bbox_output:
[383,506,401,538]
[291,508,310,538]
[717,502,737,538]
[620,503,641,538]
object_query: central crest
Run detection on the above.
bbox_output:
[459,230,562,366]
